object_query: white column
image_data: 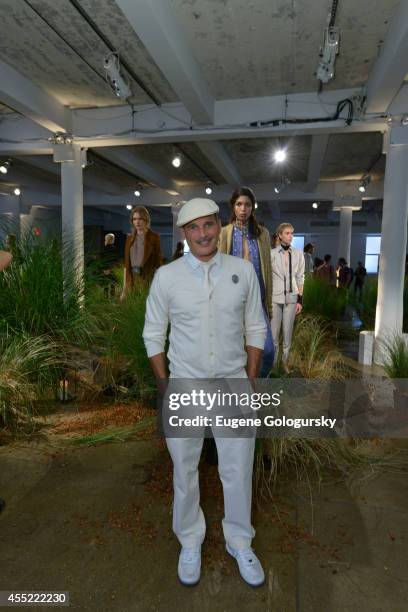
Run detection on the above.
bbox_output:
[374,136,408,362]
[171,201,185,252]
[337,206,353,264]
[59,144,84,294]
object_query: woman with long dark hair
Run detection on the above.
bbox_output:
[219,186,274,376]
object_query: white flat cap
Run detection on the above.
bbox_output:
[176,198,219,227]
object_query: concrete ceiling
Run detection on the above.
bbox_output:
[1,0,405,209]
[0,0,176,107]
[321,132,384,180]
[169,0,399,98]
[220,136,310,183]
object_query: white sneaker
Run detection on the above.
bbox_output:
[226,543,265,587]
[178,546,201,586]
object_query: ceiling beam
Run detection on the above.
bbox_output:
[1,180,383,211]
[96,147,180,195]
[0,60,70,132]
[114,0,214,124]
[196,142,242,186]
[20,155,129,195]
[305,134,329,191]
[365,1,408,113]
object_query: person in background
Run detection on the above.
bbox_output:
[219,186,274,377]
[354,261,367,299]
[0,248,12,514]
[172,241,185,261]
[121,206,162,300]
[314,256,323,270]
[102,233,120,298]
[303,243,315,276]
[270,223,304,374]
[316,254,336,285]
[337,257,352,289]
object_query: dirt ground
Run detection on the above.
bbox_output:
[1,403,408,611]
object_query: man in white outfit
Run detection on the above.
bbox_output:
[270,223,305,373]
[143,198,267,587]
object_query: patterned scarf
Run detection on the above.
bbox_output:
[231,223,266,305]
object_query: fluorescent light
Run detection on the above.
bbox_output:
[14,187,21,196]
[126,204,132,210]
[172,155,181,168]
[134,189,141,197]
[274,149,286,163]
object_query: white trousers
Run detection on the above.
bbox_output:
[165,435,256,550]
[271,301,297,364]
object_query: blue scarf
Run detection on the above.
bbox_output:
[231,225,266,306]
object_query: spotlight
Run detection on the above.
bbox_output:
[273,176,291,195]
[126,204,132,210]
[205,185,213,195]
[172,155,182,168]
[0,160,10,174]
[134,189,141,197]
[14,187,21,196]
[358,176,371,193]
[316,26,340,83]
[274,149,287,163]
[103,52,132,100]
[312,202,319,209]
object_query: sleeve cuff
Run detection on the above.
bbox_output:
[245,333,266,350]
[144,340,165,358]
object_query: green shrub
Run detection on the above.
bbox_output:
[302,276,347,321]
[0,233,95,345]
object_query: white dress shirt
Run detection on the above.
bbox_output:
[143,250,267,378]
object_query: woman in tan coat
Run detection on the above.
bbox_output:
[121,206,162,300]
[219,186,274,376]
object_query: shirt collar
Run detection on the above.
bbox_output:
[278,244,293,253]
[185,249,221,270]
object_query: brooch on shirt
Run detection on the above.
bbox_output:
[232,274,239,284]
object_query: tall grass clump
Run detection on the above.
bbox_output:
[0,332,63,427]
[290,314,346,379]
[0,232,96,345]
[380,333,408,378]
[89,283,157,398]
[255,437,408,500]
